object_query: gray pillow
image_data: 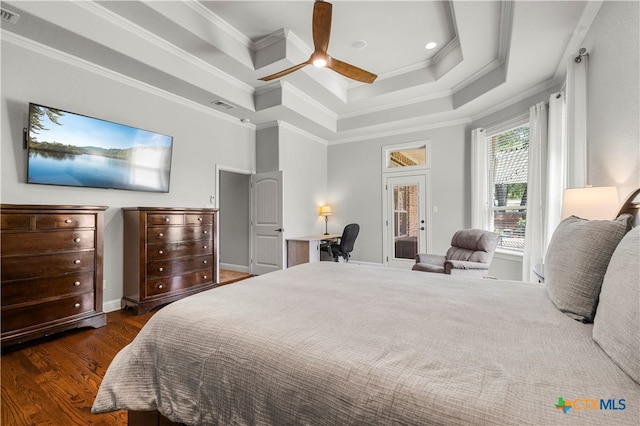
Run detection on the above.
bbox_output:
[593,226,639,384]
[544,214,632,322]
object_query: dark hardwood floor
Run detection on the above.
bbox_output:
[1,270,251,426]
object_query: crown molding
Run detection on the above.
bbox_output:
[330,117,471,146]
[278,120,329,146]
[74,1,254,96]
[281,81,338,121]
[470,76,563,123]
[498,0,514,63]
[1,30,245,127]
[553,0,603,79]
[339,90,453,120]
[182,0,253,49]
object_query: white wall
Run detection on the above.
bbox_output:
[279,124,329,239]
[327,124,468,265]
[1,40,255,310]
[582,1,640,196]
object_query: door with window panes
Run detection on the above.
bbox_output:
[382,142,430,268]
[384,174,428,269]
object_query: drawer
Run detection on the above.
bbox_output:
[146,270,213,297]
[1,292,95,333]
[1,229,95,256]
[36,214,95,229]
[1,251,95,281]
[185,214,213,225]
[147,240,213,261]
[147,254,213,278]
[1,214,31,230]
[147,225,213,244]
[147,214,184,226]
[1,271,94,307]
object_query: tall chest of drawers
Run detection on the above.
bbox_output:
[1,204,107,347]
[122,207,219,314]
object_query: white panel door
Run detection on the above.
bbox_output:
[383,173,429,269]
[250,171,283,275]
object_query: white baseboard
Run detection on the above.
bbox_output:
[220,263,250,273]
[103,299,122,313]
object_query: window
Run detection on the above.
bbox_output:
[486,123,530,252]
[382,141,430,171]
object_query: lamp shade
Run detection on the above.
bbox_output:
[319,205,332,216]
[561,186,619,220]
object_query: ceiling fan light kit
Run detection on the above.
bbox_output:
[259,0,377,84]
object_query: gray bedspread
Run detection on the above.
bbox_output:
[93,262,639,425]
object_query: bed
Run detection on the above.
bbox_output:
[93,218,639,425]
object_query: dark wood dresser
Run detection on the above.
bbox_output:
[122,207,219,314]
[1,204,108,347]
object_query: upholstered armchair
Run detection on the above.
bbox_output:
[412,229,498,278]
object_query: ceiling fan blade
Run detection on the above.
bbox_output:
[327,56,377,84]
[259,61,310,82]
[312,1,332,54]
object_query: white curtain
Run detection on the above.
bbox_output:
[565,56,588,188]
[471,128,488,230]
[544,92,567,249]
[522,102,548,282]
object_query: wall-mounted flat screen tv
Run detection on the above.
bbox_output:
[27,103,173,193]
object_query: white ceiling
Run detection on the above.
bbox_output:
[1,1,592,143]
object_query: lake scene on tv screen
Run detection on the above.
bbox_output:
[27,104,173,192]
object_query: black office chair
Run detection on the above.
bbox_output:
[322,223,360,262]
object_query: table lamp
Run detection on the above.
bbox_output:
[319,205,332,235]
[561,186,619,220]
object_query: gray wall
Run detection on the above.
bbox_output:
[327,124,467,264]
[1,39,255,310]
[219,171,250,271]
[256,122,329,266]
[583,1,640,196]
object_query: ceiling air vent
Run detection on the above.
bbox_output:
[212,100,235,110]
[0,8,20,24]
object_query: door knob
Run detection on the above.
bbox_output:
[275,228,284,232]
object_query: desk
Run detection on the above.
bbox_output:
[287,234,341,267]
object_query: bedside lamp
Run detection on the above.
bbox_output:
[319,205,332,235]
[561,186,619,220]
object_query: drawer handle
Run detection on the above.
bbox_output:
[74,259,81,265]
[203,230,208,234]
[203,260,208,264]
[65,219,72,224]
[74,237,81,243]
[203,245,208,249]
[73,281,81,287]
[203,275,207,280]
[158,232,164,238]
[74,303,81,308]
[158,250,164,255]
[165,217,170,222]
[198,217,203,221]
[158,284,164,289]
[158,267,164,272]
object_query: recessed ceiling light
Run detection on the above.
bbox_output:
[425,42,437,50]
[351,40,367,50]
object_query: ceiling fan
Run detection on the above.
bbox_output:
[259,0,377,84]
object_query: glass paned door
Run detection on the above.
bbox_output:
[384,174,428,269]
